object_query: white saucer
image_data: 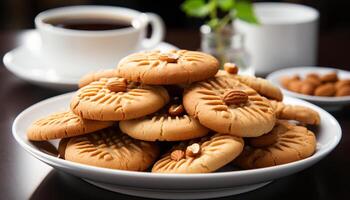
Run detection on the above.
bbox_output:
[12,92,341,199]
[3,30,179,91]
[266,66,350,111]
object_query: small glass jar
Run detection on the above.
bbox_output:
[200,25,254,75]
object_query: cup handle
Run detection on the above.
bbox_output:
[141,13,165,49]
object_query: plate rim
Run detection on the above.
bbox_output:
[12,92,342,180]
[266,66,350,103]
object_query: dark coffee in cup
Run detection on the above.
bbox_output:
[44,17,132,31]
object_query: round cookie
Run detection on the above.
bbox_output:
[61,127,159,171]
[116,50,219,85]
[236,121,317,169]
[152,133,244,173]
[183,75,276,137]
[270,100,320,125]
[27,111,114,141]
[120,104,209,141]
[71,77,169,121]
[217,70,283,101]
[78,69,118,88]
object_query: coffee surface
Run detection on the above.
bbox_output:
[45,18,132,31]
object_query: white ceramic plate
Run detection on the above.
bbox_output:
[3,30,179,91]
[12,92,341,199]
[267,66,350,111]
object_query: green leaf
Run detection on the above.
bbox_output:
[181,0,211,18]
[217,0,235,11]
[207,18,220,29]
[235,0,259,24]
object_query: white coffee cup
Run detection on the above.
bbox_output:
[235,3,319,75]
[35,5,165,78]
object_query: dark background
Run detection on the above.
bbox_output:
[0,0,349,68]
[0,0,349,30]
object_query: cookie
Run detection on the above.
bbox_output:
[71,77,169,121]
[116,50,219,85]
[78,69,118,88]
[183,76,276,137]
[217,70,283,101]
[120,103,209,141]
[61,127,159,171]
[152,133,244,173]
[270,100,320,125]
[27,111,114,141]
[236,121,316,169]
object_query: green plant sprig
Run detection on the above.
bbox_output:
[181,0,259,32]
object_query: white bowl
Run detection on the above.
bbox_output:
[267,66,350,111]
[12,92,341,199]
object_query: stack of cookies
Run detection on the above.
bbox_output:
[27,50,320,173]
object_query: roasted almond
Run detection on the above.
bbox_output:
[306,73,320,80]
[287,80,303,93]
[159,53,179,63]
[186,143,201,157]
[314,83,336,96]
[320,72,338,83]
[224,63,239,74]
[336,86,350,96]
[223,90,248,105]
[280,77,291,88]
[335,79,350,90]
[280,75,300,88]
[170,150,185,161]
[304,76,322,87]
[106,78,127,92]
[300,83,315,95]
[168,104,185,117]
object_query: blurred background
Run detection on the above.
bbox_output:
[0,0,349,66]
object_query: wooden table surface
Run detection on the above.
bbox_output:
[0,29,349,200]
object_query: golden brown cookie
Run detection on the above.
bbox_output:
[116,50,219,85]
[270,100,320,125]
[119,103,209,141]
[61,127,159,171]
[152,133,244,173]
[183,76,276,137]
[216,70,283,101]
[78,69,118,88]
[71,77,169,121]
[27,111,114,141]
[235,121,316,169]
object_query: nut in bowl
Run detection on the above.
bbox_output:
[13,52,341,199]
[267,66,350,111]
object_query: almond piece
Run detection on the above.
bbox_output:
[335,79,350,90]
[300,83,315,95]
[314,83,336,96]
[168,104,185,117]
[106,78,127,92]
[170,150,185,161]
[186,143,201,157]
[320,72,338,83]
[224,63,239,74]
[159,53,179,63]
[336,86,350,96]
[223,90,248,105]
